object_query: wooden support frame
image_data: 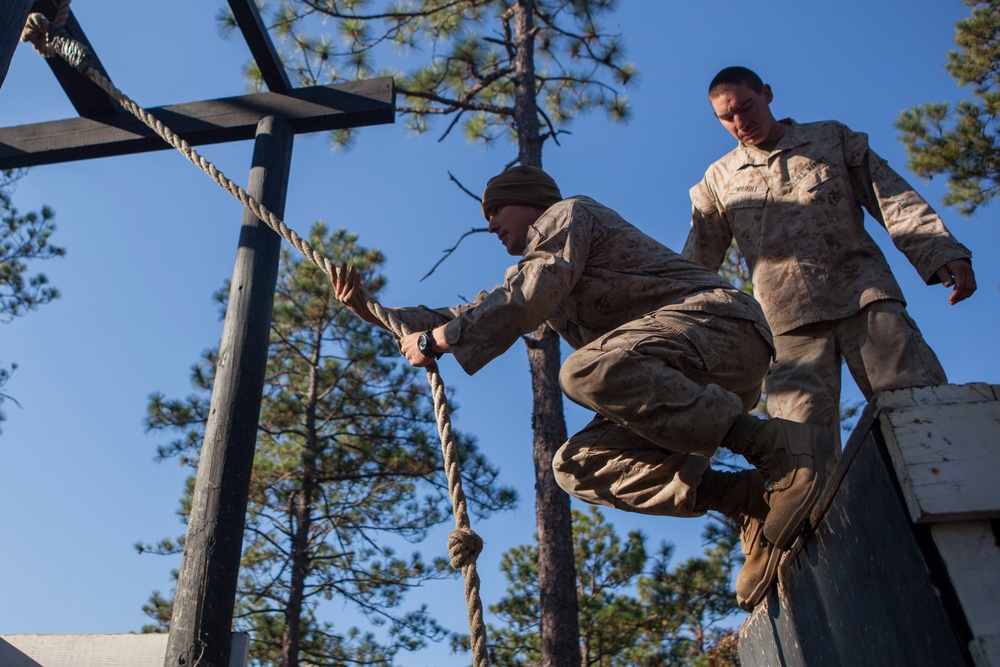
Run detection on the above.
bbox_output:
[0,4,397,667]
[225,0,291,93]
[0,78,394,169]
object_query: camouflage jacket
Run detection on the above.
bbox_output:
[396,196,771,375]
[682,120,972,336]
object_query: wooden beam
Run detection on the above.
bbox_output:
[31,0,117,117]
[164,116,292,667]
[0,77,395,169]
[227,0,291,93]
[0,0,32,91]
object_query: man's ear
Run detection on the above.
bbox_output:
[762,83,774,105]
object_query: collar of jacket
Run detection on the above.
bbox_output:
[738,118,808,167]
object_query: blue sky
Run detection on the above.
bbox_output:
[1,1,996,665]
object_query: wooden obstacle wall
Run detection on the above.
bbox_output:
[739,383,1000,667]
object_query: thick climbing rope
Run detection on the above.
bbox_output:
[21,5,490,665]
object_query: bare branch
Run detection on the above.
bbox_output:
[438,109,466,142]
[419,227,488,282]
[448,171,482,202]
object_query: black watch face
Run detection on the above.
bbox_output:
[418,332,430,354]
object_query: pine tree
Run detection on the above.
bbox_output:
[219,3,636,664]
[483,506,742,667]
[897,0,1000,216]
[0,168,63,430]
[140,224,515,666]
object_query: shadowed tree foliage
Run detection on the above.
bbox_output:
[139,224,515,666]
[0,168,63,430]
[220,2,636,664]
[475,506,741,666]
[897,0,1000,216]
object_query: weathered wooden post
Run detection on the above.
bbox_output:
[164,115,293,667]
[0,0,32,90]
[0,11,392,661]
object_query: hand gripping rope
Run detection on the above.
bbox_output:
[21,5,491,665]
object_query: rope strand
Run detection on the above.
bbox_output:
[21,6,490,665]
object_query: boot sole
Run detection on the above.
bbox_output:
[737,542,782,612]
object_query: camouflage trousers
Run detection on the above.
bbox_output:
[552,309,772,517]
[766,299,947,451]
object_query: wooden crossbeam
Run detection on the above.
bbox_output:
[30,0,117,117]
[227,0,291,93]
[0,77,395,168]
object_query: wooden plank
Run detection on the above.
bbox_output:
[879,384,1000,523]
[227,0,291,93]
[739,428,969,666]
[932,521,1000,666]
[0,633,249,667]
[0,78,394,168]
[877,383,997,410]
[30,0,118,117]
[0,634,168,667]
[164,115,291,667]
[0,0,32,91]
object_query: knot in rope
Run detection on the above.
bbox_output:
[21,0,90,71]
[448,528,484,569]
[21,13,55,58]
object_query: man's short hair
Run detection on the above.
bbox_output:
[709,67,764,97]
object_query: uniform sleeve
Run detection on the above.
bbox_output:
[391,305,458,333]
[443,201,590,375]
[682,178,733,272]
[846,127,972,285]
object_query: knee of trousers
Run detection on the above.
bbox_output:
[551,439,581,495]
[559,347,607,408]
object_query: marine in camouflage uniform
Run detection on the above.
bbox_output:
[332,166,831,610]
[683,67,977,451]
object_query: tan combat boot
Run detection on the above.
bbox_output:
[724,414,831,550]
[696,468,781,611]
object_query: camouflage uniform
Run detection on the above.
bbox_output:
[397,196,773,517]
[683,120,972,443]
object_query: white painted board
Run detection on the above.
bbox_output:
[879,384,1000,523]
[0,632,249,667]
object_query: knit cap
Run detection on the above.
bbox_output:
[481,166,563,220]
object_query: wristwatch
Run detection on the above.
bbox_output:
[417,329,442,359]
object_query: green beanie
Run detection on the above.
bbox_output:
[481,166,563,220]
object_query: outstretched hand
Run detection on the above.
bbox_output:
[331,262,388,329]
[935,259,977,305]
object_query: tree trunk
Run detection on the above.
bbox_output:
[512,3,582,666]
[280,334,323,667]
[526,325,581,667]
